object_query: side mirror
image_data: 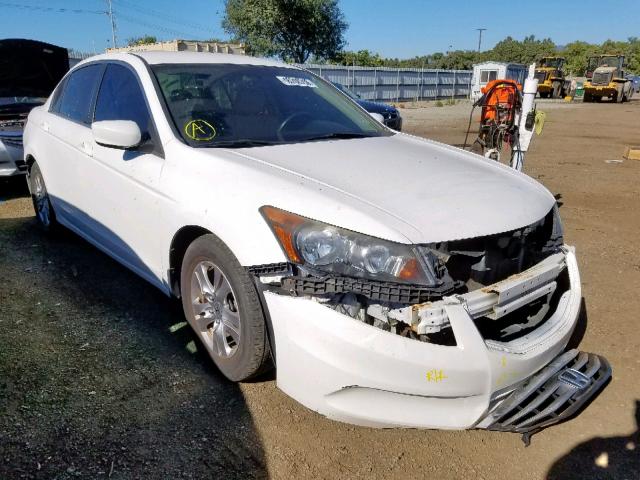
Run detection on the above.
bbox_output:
[369,112,385,124]
[92,120,142,149]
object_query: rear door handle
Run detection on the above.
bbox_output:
[41,121,50,132]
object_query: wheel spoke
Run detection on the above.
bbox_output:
[213,326,228,356]
[215,274,232,300]
[222,309,240,335]
[194,314,212,332]
[193,262,214,295]
[192,300,211,318]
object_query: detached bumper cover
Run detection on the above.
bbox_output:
[477,349,611,440]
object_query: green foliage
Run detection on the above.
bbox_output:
[223,0,347,63]
[126,35,158,47]
[562,41,598,75]
[331,36,640,75]
[490,35,556,65]
[333,49,383,67]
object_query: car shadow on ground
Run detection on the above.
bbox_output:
[546,400,640,480]
[0,175,30,202]
[0,213,268,479]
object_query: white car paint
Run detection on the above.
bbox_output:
[23,51,591,431]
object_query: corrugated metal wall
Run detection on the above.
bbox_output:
[300,64,473,101]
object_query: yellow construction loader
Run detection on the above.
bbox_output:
[583,55,633,103]
[535,57,569,98]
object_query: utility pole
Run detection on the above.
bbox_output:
[476,28,486,52]
[106,0,117,48]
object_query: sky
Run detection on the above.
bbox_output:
[1,0,639,57]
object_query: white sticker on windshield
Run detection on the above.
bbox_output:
[276,76,318,88]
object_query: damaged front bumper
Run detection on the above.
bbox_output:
[261,246,611,434]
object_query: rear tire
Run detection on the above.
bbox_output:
[28,161,59,233]
[180,234,271,381]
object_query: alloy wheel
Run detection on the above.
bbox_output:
[190,260,241,358]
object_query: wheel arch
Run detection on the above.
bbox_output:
[168,224,277,366]
[25,154,36,171]
[168,225,212,297]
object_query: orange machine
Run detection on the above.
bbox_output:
[463,79,523,161]
[480,79,522,124]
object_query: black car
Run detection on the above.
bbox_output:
[333,83,402,131]
[0,38,69,176]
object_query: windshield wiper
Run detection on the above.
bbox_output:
[302,132,375,142]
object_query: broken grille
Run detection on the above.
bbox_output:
[482,350,611,438]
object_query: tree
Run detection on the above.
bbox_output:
[491,35,556,65]
[562,41,598,75]
[334,49,383,67]
[223,0,347,63]
[126,35,158,47]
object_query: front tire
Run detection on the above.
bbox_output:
[28,161,58,232]
[180,234,270,381]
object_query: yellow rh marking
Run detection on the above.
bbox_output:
[426,369,448,383]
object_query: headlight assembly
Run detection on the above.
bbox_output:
[260,205,443,286]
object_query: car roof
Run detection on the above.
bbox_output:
[79,51,296,69]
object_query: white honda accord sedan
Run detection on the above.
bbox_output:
[23,52,610,439]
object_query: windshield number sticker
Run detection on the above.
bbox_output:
[184,119,217,141]
[276,76,317,88]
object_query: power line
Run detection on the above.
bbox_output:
[113,0,213,33]
[0,1,105,14]
[116,12,201,39]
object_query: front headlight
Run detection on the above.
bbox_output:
[260,205,442,286]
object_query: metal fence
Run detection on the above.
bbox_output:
[300,64,472,102]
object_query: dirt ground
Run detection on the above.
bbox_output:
[1,98,639,480]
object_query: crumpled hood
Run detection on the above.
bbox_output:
[0,39,69,98]
[226,134,556,243]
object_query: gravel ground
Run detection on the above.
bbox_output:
[1,97,639,479]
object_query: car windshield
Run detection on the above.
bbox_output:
[152,64,390,147]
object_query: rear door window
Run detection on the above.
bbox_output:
[53,64,103,124]
[94,64,151,137]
